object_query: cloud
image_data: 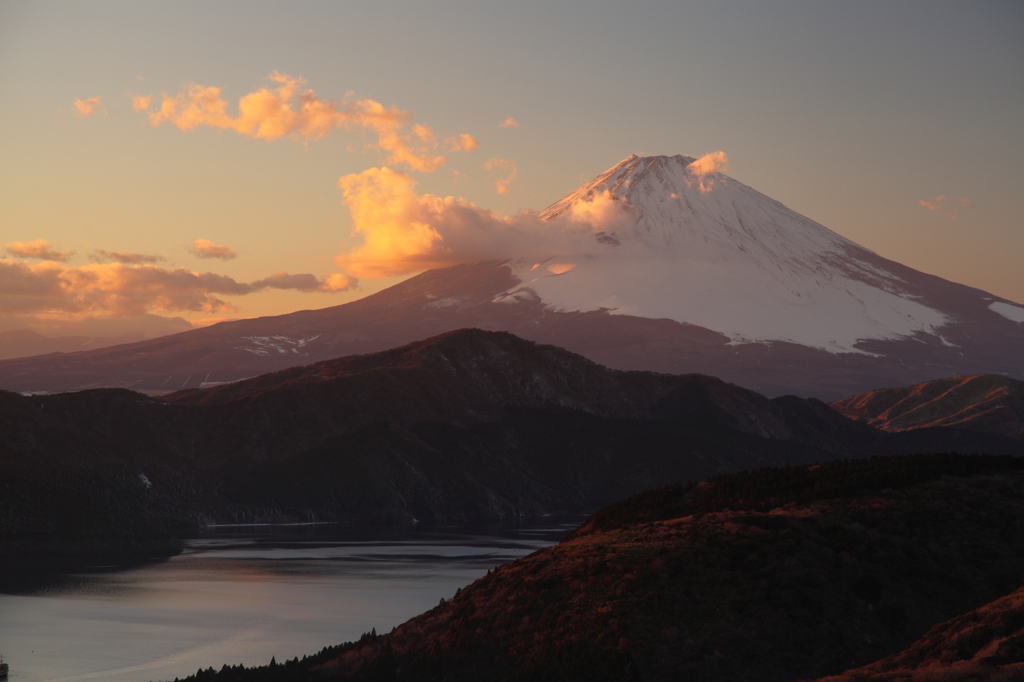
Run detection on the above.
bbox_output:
[73,96,106,117]
[687,151,728,193]
[484,156,518,194]
[91,249,166,264]
[250,271,356,292]
[500,117,519,128]
[333,167,628,278]
[919,195,970,220]
[188,239,237,260]
[130,94,152,111]
[0,259,355,319]
[688,151,728,177]
[5,240,73,261]
[143,72,446,172]
[446,133,479,152]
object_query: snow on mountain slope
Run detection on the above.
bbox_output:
[990,301,1024,324]
[499,154,950,354]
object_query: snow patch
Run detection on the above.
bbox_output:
[424,296,464,309]
[237,334,321,357]
[990,301,1024,323]
[493,289,541,305]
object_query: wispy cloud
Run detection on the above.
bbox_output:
[484,155,518,194]
[919,195,970,220]
[130,94,152,111]
[73,96,106,117]
[5,239,74,262]
[333,167,628,278]
[446,133,479,152]
[499,117,519,128]
[91,249,166,264]
[140,72,448,172]
[250,271,355,292]
[0,259,355,318]
[687,151,728,193]
[188,239,237,260]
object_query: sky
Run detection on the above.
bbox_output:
[1,0,1022,338]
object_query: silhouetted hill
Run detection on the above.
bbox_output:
[166,454,1024,682]
[807,585,1024,681]
[2,331,1021,567]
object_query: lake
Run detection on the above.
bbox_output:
[0,519,581,682]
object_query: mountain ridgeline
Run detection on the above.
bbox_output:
[831,374,1024,439]
[2,329,1022,567]
[2,155,1022,400]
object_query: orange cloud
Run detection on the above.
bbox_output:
[687,151,728,193]
[562,190,625,224]
[920,195,970,220]
[91,249,166,264]
[688,151,728,176]
[188,239,237,260]
[73,96,106,117]
[145,72,446,172]
[413,124,434,142]
[333,167,627,278]
[335,168,445,277]
[5,239,73,261]
[131,94,152,111]
[500,117,519,128]
[0,259,355,319]
[322,273,357,291]
[250,271,356,292]
[446,133,479,152]
[484,156,518,194]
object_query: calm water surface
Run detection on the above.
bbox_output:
[0,519,581,682]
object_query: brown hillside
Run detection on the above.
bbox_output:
[169,455,1024,682]
[299,458,1024,681]
[809,586,1024,681]
[831,375,1024,439]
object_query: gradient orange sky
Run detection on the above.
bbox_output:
[1,1,1021,338]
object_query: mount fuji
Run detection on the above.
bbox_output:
[2,154,1021,399]
[506,154,952,354]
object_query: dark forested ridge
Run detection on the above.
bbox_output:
[2,330,1022,568]
[165,453,1024,682]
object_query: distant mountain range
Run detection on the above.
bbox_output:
[1,154,1021,399]
[0,328,144,360]
[2,329,1021,567]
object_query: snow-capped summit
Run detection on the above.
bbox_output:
[501,154,952,354]
[541,154,855,251]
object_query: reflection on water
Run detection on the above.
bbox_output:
[0,519,582,682]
